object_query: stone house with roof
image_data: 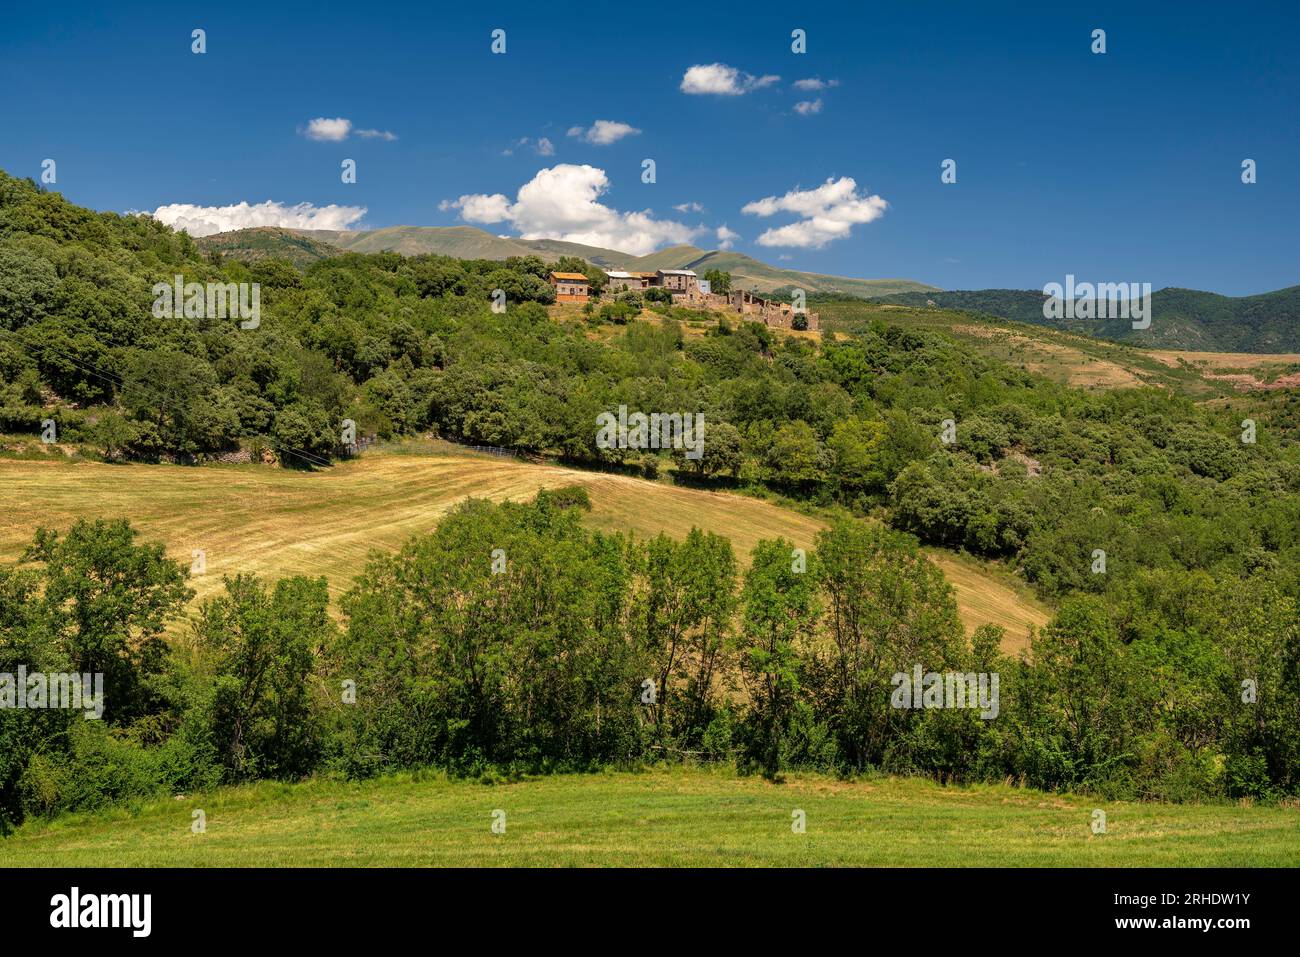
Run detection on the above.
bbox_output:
[549,271,590,302]
[604,270,646,292]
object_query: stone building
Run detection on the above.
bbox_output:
[670,287,820,331]
[588,263,819,332]
[549,271,590,302]
[723,288,819,330]
[604,270,646,292]
[656,269,699,293]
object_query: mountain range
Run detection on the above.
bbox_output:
[197,225,938,299]
[195,227,1300,352]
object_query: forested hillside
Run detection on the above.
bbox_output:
[3,170,1300,831]
[194,226,343,268]
[4,171,1300,597]
[875,286,1300,352]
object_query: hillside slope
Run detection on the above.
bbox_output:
[195,226,344,267]
[874,286,1300,353]
[816,299,1300,397]
[0,445,1050,649]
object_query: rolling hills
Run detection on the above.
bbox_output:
[196,226,1298,352]
[0,442,1050,649]
[192,226,344,268]
[816,298,1300,397]
[873,286,1300,353]
[199,225,937,299]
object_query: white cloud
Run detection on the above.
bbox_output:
[302,118,396,142]
[567,120,641,145]
[507,137,555,157]
[716,225,740,250]
[441,163,702,256]
[440,192,513,223]
[304,117,352,141]
[742,176,887,248]
[793,77,839,91]
[680,63,780,96]
[150,200,367,237]
[674,201,704,213]
[793,99,823,116]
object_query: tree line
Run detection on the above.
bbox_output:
[3,495,1297,833]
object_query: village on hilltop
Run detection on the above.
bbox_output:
[548,267,820,331]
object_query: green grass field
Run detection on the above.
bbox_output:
[2,767,1296,867]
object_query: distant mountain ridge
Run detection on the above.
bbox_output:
[874,287,1300,353]
[195,227,343,268]
[197,228,1299,352]
[200,225,938,300]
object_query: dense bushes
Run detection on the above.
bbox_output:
[332,496,645,773]
[4,500,1298,832]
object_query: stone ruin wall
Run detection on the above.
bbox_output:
[671,289,820,331]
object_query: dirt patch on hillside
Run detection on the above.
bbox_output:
[952,325,1146,389]
[1148,349,1300,391]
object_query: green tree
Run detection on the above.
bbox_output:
[337,493,642,771]
[765,420,828,489]
[675,419,743,478]
[272,402,337,462]
[736,537,818,779]
[20,519,192,724]
[0,243,59,329]
[91,411,139,460]
[193,574,331,781]
[121,348,236,455]
[827,415,888,495]
[702,269,732,294]
[633,530,737,745]
[810,520,963,770]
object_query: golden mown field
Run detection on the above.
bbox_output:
[0,445,1049,647]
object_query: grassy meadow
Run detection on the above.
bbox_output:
[2,766,1295,867]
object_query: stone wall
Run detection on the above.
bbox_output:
[669,288,819,331]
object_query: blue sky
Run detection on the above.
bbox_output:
[2,0,1296,294]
